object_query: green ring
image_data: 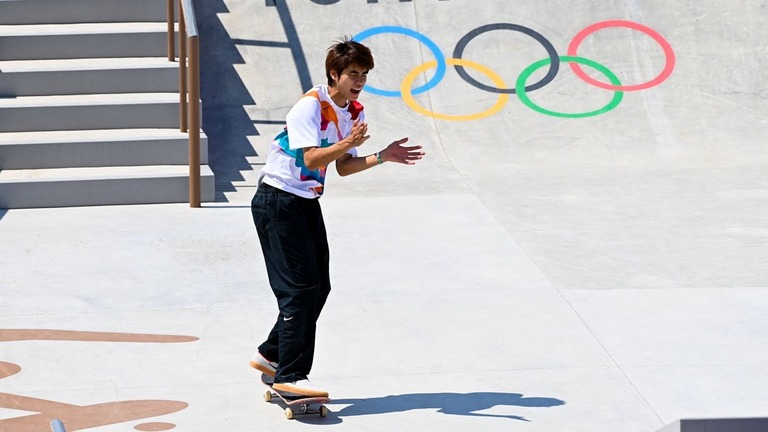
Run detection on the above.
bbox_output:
[516,55,624,118]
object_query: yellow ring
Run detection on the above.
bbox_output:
[400,58,510,121]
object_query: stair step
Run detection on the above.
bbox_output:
[0,0,171,25]
[0,165,215,208]
[0,3,211,209]
[0,57,179,96]
[0,93,184,132]
[0,22,175,60]
[0,128,207,169]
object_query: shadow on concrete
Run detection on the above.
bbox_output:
[195,0,313,202]
[195,0,258,202]
[259,0,311,92]
[332,392,565,421]
[0,209,7,221]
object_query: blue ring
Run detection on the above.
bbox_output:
[353,26,447,97]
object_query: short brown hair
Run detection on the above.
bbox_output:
[325,36,374,86]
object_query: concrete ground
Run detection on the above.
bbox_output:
[2,0,768,431]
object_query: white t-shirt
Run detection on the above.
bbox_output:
[257,85,363,198]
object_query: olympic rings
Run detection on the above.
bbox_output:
[353,25,446,97]
[567,20,676,91]
[352,20,675,119]
[517,56,624,118]
[401,58,510,121]
[452,23,560,94]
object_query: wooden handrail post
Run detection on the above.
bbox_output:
[188,36,201,208]
[179,0,188,133]
[166,0,174,61]
[177,0,202,207]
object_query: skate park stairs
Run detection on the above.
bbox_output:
[0,0,214,208]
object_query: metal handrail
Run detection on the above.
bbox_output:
[168,0,202,207]
[51,418,67,432]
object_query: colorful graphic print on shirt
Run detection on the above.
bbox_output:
[277,91,364,196]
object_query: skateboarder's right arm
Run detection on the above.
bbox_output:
[303,119,369,171]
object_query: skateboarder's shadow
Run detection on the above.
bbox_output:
[332,392,565,421]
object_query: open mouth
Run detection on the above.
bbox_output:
[350,88,362,96]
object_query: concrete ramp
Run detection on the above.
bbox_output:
[0,1,766,431]
[218,0,768,289]
[202,1,768,430]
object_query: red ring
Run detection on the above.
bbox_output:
[567,20,675,91]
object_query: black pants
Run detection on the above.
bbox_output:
[251,183,331,383]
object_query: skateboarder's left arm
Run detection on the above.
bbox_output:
[335,137,424,176]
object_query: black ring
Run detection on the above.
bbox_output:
[452,23,560,94]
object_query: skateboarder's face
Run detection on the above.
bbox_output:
[332,64,369,103]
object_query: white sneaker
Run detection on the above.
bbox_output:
[249,352,278,377]
[273,379,329,398]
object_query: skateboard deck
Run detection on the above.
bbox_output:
[260,373,330,419]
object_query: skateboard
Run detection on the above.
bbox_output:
[260,373,330,419]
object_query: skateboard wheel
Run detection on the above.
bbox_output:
[285,407,294,419]
[320,405,329,417]
[263,390,272,402]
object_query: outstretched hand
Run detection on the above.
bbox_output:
[381,137,424,165]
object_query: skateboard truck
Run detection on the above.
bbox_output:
[263,390,329,419]
[261,373,330,419]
